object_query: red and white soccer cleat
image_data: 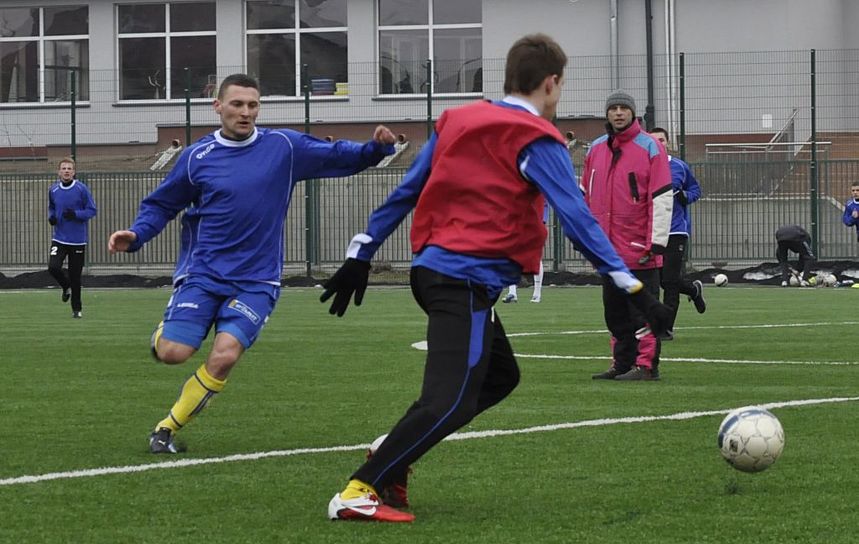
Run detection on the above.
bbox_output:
[328,492,415,523]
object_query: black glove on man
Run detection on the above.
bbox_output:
[628,288,672,338]
[320,258,371,317]
[63,209,76,220]
[676,190,688,206]
[49,216,57,226]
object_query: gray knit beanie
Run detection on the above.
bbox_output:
[605,90,636,114]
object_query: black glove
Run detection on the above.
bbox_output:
[49,216,57,226]
[628,288,672,338]
[676,190,688,206]
[63,209,76,220]
[320,258,371,317]
[650,244,666,255]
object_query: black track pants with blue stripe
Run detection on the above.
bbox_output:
[352,266,521,491]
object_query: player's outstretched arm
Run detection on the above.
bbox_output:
[321,132,436,317]
[108,230,138,253]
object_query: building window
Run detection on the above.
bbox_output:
[117,2,216,101]
[378,0,482,95]
[245,0,348,97]
[0,6,89,104]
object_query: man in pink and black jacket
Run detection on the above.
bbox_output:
[582,90,673,381]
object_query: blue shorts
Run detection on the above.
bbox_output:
[160,281,279,350]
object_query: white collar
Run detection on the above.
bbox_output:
[501,96,540,116]
[58,179,77,189]
[214,127,259,147]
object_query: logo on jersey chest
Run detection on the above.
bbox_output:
[196,143,216,160]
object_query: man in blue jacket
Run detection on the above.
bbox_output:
[649,128,705,339]
[48,157,97,318]
[843,182,859,242]
[108,73,396,455]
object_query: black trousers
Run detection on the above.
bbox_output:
[660,234,697,330]
[48,241,86,312]
[776,240,815,282]
[352,266,520,491]
[601,268,662,373]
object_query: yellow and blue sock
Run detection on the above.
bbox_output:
[155,364,226,433]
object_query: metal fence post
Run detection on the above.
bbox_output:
[644,0,655,131]
[302,63,317,276]
[184,67,192,147]
[552,212,563,272]
[70,69,76,161]
[810,49,819,257]
[426,58,433,140]
[678,52,686,161]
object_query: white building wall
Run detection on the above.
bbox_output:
[0,0,854,149]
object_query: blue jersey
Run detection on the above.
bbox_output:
[48,179,97,245]
[667,155,701,236]
[347,98,637,298]
[843,198,859,241]
[128,127,393,288]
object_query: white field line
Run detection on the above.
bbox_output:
[515,353,859,366]
[506,320,859,338]
[412,342,853,366]
[413,319,859,365]
[2,396,857,488]
[514,353,859,366]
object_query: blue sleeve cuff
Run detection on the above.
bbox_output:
[128,228,144,252]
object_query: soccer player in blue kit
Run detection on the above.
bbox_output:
[320,34,671,523]
[108,73,396,454]
[48,157,97,318]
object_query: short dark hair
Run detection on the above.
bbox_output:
[503,34,567,95]
[217,73,260,99]
[650,127,669,140]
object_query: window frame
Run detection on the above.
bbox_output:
[244,0,349,99]
[376,0,482,97]
[0,5,89,106]
[115,2,217,103]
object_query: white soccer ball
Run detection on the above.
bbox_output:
[789,274,800,287]
[369,433,388,455]
[823,274,838,287]
[717,406,785,473]
[714,273,728,287]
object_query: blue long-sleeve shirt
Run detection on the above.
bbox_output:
[128,127,393,288]
[843,198,859,241]
[48,179,97,245]
[667,155,701,236]
[347,99,637,299]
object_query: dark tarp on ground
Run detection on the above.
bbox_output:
[3,261,859,289]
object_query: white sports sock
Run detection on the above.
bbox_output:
[532,261,544,298]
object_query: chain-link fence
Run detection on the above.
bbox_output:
[1,49,858,275]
